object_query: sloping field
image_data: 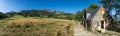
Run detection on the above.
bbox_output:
[0,18,74,36]
[1,18,119,36]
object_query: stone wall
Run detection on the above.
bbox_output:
[91,8,105,31]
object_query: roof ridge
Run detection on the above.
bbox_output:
[85,6,101,12]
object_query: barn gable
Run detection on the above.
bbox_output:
[83,6,113,32]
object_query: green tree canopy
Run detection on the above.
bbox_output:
[100,0,120,21]
[0,12,8,18]
[74,11,84,20]
[88,4,99,10]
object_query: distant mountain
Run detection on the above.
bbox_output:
[6,9,74,20]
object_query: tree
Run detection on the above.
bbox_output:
[88,4,99,10]
[100,0,120,32]
[0,12,8,18]
[74,3,98,21]
[100,0,120,21]
[74,11,84,20]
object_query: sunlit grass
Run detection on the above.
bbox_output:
[0,18,74,36]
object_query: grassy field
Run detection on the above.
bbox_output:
[0,17,74,36]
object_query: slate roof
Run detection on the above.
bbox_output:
[84,7,101,20]
[82,6,113,21]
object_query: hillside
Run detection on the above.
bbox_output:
[0,18,74,36]
[0,17,120,36]
[6,9,74,20]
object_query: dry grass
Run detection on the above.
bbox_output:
[0,18,74,36]
[5,18,72,25]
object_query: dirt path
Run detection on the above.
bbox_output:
[73,22,101,36]
[72,20,120,36]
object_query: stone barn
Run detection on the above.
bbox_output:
[82,6,113,32]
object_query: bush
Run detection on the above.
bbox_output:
[0,12,8,19]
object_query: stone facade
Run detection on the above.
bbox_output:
[84,6,112,31]
[91,7,105,31]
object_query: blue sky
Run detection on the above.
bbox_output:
[0,0,100,13]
